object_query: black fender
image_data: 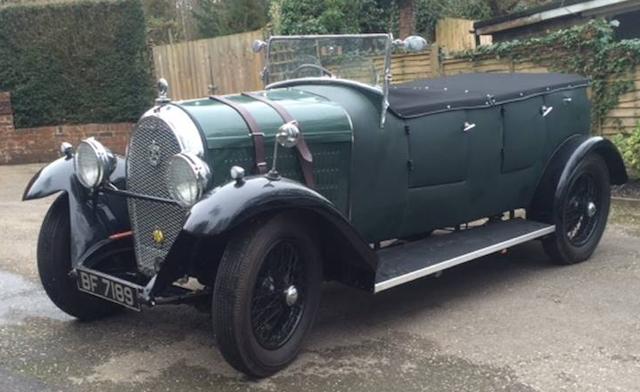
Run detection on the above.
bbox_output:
[156,176,378,293]
[529,135,627,221]
[22,155,131,266]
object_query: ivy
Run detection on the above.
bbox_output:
[454,19,640,132]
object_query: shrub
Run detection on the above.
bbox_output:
[271,0,388,35]
[0,0,154,128]
[612,123,640,179]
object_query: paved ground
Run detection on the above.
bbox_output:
[1,164,640,392]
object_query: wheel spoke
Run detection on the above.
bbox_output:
[562,172,602,246]
[250,240,306,349]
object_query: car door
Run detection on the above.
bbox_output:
[406,110,471,188]
[399,110,472,237]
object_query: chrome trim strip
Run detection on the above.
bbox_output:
[138,105,205,158]
[374,224,556,293]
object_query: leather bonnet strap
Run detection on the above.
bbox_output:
[242,92,315,188]
[209,95,268,174]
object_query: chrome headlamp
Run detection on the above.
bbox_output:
[74,138,116,189]
[166,153,211,207]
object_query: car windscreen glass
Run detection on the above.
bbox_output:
[266,35,390,89]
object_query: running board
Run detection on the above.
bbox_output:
[374,219,555,293]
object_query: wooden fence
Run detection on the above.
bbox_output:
[152,30,265,100]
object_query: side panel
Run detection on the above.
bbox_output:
[292,84,408,243]
[502,97,546,173]
[543,88,590,149]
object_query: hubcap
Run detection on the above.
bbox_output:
[587,201,597,218]
[284,285,299,306]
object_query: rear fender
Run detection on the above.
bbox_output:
[529,135,627,221]
[22,156,130,266]
[156,176,378,293]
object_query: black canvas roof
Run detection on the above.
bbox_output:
[387,73,589,119]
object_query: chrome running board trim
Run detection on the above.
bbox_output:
[374,224,555,293]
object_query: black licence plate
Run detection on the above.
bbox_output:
[76,268,142,311]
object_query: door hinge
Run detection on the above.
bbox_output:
[407,160,414,171]
[404,125,411,135]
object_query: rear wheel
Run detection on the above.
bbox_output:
[37,194,122,320]
[212,214,322,378]
[542,154,610,264]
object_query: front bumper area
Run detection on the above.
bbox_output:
[72,184,209,311]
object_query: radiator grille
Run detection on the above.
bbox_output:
[127,116,188,276]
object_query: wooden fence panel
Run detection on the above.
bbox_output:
[153,30,265,100]
[601,68,640,135]
[388,52,433,83]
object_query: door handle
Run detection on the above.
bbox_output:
[541,105,553,117]
[463,122,476,132]
[563,97,572,104]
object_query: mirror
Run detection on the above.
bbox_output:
[252,40,267,53]
[394,35,428,52]
[276,121,300,148]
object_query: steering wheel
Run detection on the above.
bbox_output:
[291,63,334,78]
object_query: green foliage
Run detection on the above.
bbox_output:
[194,0,269,39]
[613,123,640,178]
[455,19,640,132]
[270,0,388,35]
[0,0,155,128]
[143,0,182,45]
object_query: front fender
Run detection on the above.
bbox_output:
[22,155,127,200]
[22,156,75,201]
[182,175,377,273]
[22,155,130,266]
[185,176,344,235]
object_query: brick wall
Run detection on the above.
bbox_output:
[0,92,134,164]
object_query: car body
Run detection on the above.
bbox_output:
[24,33,627,377]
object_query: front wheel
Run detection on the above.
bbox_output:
[37,194,122,320]
[212,214,323,378]
[542,154,611,264]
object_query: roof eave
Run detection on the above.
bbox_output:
[474,0,634,36]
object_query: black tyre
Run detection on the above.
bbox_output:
[37,194,121,320]
[212,214,323,378]
[542,154,611,264]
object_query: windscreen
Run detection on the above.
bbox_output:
[266,35,391,89]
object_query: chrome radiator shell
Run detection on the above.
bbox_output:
[126,106,204,276]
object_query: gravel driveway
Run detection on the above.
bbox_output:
[1,163,640,392]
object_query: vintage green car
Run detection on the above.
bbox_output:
[24,33,627,377]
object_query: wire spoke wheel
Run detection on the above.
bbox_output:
[542,154,611,265]
[212,214,322,378]
[563,173,602,247]
[250,240,305,349]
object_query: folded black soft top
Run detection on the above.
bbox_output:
[388,73,590,119]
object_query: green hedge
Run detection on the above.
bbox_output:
[0,0,154,128]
